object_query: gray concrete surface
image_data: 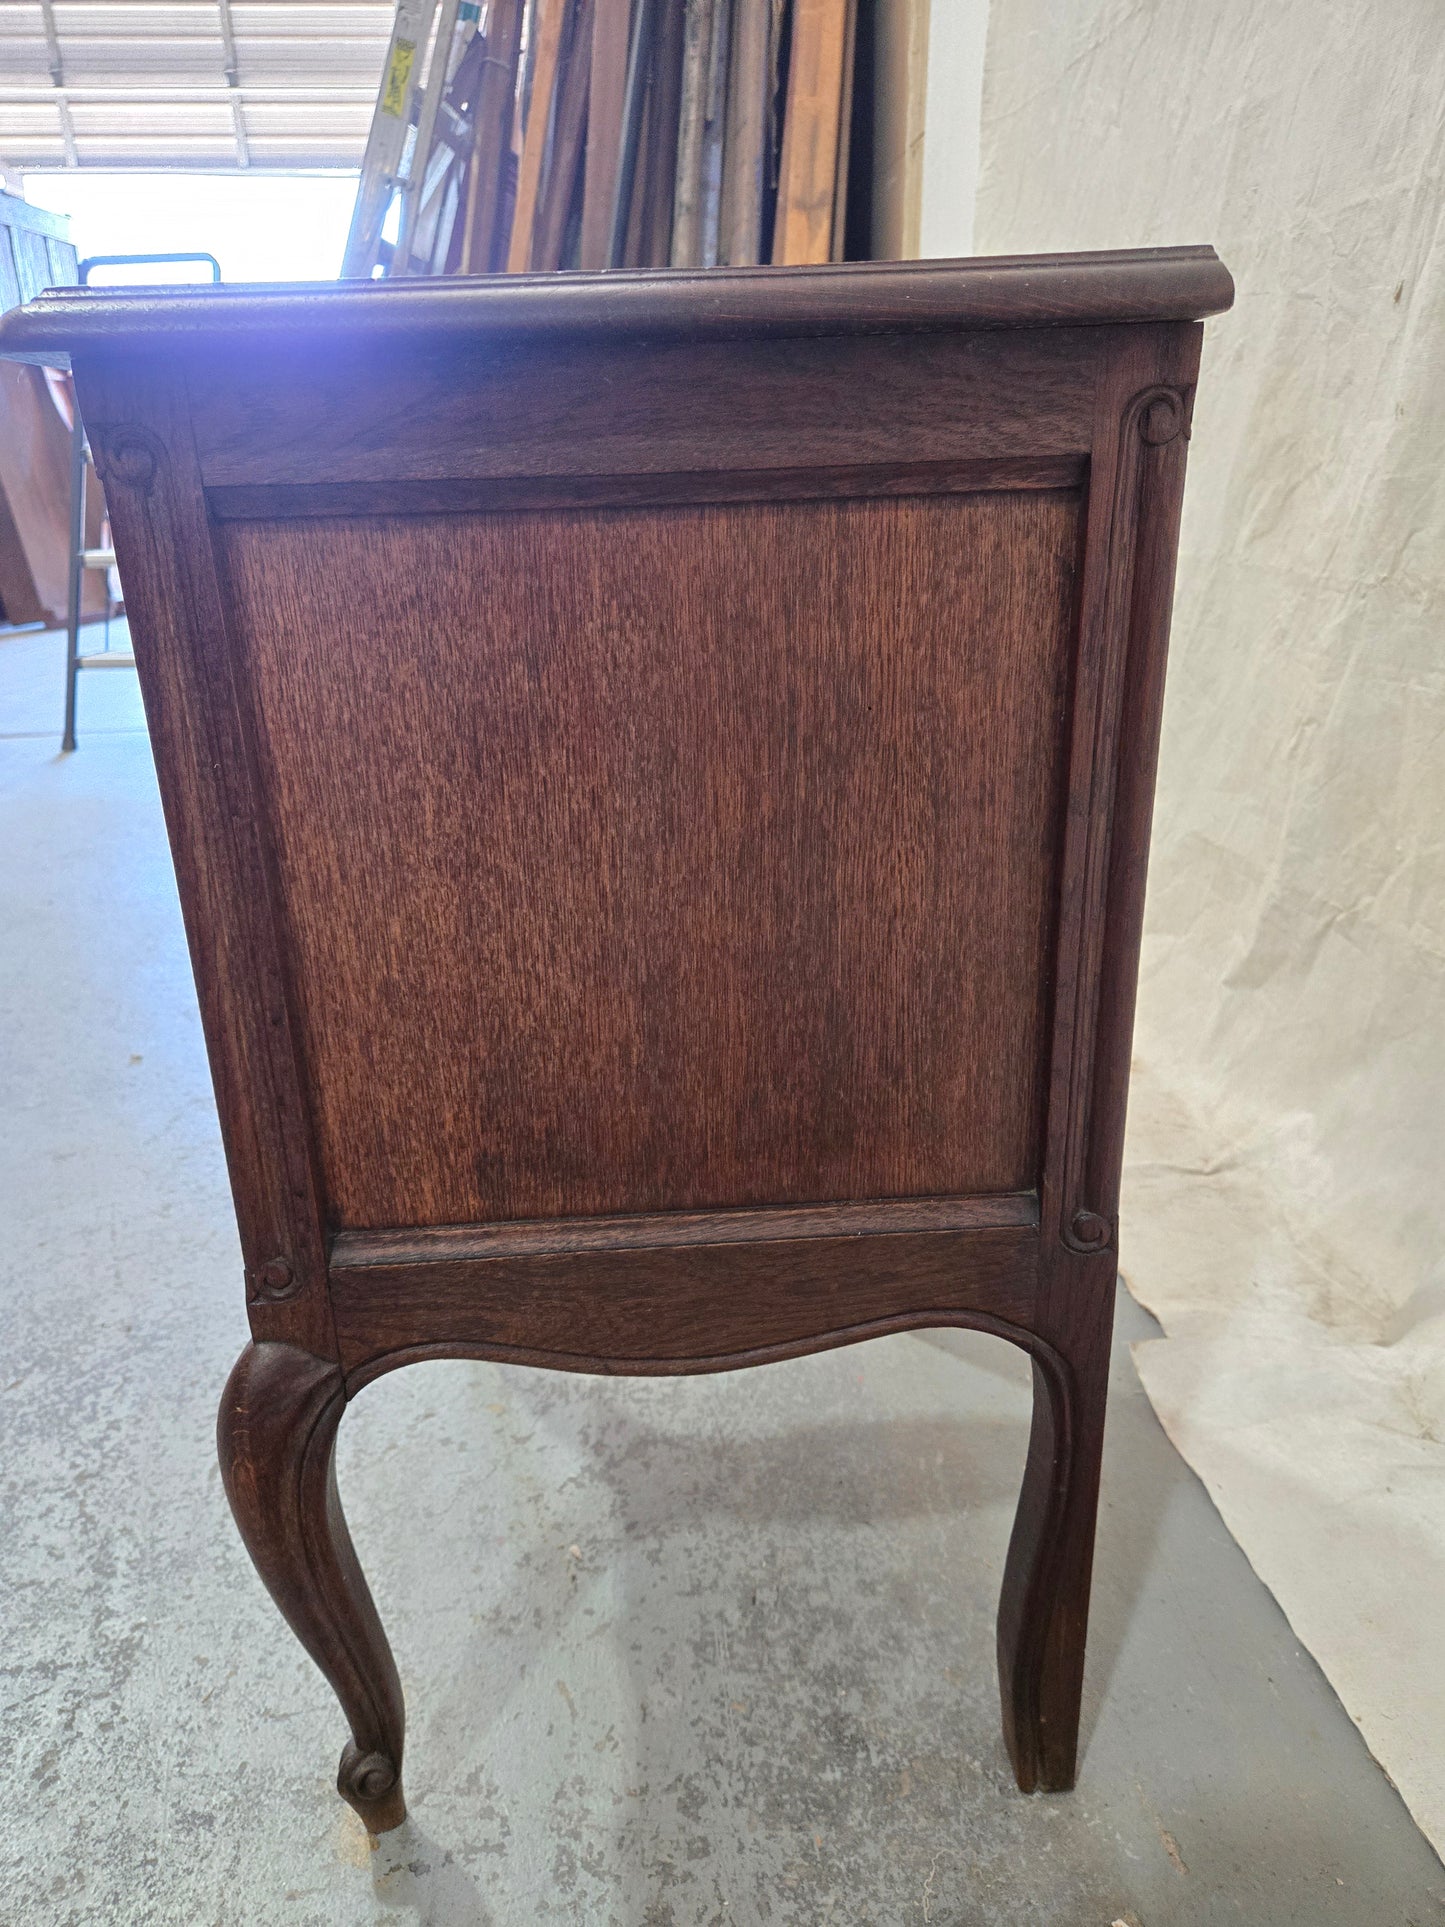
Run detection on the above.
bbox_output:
[2,623,1443,1926]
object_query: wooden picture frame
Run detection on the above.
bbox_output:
[0,248,1232,1835]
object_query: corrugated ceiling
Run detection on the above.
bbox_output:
[0,2,394,168]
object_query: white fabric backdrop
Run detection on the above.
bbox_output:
[971,0,1445,1851]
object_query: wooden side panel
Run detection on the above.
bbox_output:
[45,281,1223,1816]
[218,486,1081,1230]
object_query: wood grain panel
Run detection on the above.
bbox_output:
[219,486,1080,1229]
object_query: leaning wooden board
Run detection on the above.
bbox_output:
[0,194,106,627]
[772,0,851,263]
[0,362,107,627]
[0,249,1232,1838]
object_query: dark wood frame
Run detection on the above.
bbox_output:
[0,247,1232,1836]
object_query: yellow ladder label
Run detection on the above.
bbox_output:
[381,39,417,117]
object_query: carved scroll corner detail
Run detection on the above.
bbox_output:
[247,1256,300,1304]
[90,426,161,496]
[1064,1209,1113,1255]
[1135,385,1188,447]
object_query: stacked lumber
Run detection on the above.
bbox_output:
[342,0,859,277]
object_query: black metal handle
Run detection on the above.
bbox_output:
[80,252,222,285]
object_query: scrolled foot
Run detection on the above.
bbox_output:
[218,1342,407,1832]
[338,1741,406,1833]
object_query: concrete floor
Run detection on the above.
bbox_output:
[3,626,1443,1926]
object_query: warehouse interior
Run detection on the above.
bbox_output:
[2,3,1443,1923]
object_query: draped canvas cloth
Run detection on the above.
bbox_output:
[972,0,1445,1850]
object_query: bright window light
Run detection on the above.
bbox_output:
[21,172,361,284]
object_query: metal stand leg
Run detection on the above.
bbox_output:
[62,402,85,753]
[60,253,219,750]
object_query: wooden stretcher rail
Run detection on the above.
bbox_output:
[330,1221,1042,1381]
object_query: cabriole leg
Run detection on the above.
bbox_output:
[995,1314,1110,1792]
[217,1341,407,1833]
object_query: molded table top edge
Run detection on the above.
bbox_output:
[0,248,1234,365]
